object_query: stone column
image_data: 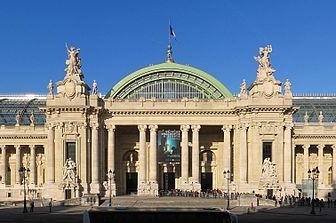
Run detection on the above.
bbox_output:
[181,125,190,183]
[149,125,158,196]
[283,123,292,183]
[107,125,115,174]
[303,144,310,179]
[317,144,324,185]
[222,125,231,172]
[149,125,158,183]
[1,146,6,184]
[91,124,100,192]
[239,124,247,183]
[15,145,21,185]
[29,145,36,186]
[138,125,147,184]
[191,125,201,186]
[332,145,336,185]
[47,125,55,183]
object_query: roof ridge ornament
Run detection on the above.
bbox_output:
[165,43,174,63]
[65,44,84,81]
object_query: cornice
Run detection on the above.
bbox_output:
[110,110,236,116]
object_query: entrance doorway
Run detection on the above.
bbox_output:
[201,172,213,191]
[126,172,138,194]
[267,189,273,199]
[65,189,71,199]
[163,172,175,191]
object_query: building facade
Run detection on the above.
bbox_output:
[0,44,335,201]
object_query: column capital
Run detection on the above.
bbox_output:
[332,144,336,150]
[91,123,100,129]
[29,145,35,149]
[284,122,294,129]
[106,124,116,131]
[222,125,232,132]
[303,144,310,150]
[47,122,55,129]
[317,144,325,150]
[138,124,147,131]
[149,124,158,132]
[15,145,21,150]
[180,124,190,132]
[238,123,248,130]
[191,124,201,132]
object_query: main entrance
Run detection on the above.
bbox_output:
[201,172,213,191]
[163,172,175,191]
[126,172,138,194]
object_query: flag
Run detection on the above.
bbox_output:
[169,25,176,40]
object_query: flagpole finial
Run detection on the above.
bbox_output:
[165,43,174,63]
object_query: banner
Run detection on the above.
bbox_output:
[158,130,180,162]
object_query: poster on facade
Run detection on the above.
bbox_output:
[157,130,180,162]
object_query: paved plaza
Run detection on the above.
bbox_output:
[1,196,336,223]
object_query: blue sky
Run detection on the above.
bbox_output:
[0,0,335,95]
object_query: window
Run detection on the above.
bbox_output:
[328,167,332,185]
[7,192,11,198]
[66,142,76,162]
[263,142,272,161]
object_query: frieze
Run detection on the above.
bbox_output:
[0,135,47,140]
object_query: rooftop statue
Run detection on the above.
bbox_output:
[65,44,82,78]
[284,79,292,96]
[92,80,98,95]
[47,80,54,96]
[254,45,276,81]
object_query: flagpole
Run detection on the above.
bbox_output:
[168,20,171,45]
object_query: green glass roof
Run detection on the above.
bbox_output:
[105,62,233,100]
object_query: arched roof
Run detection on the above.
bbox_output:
[105,62,233,100]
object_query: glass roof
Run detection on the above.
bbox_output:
[0,95,46,125]
[293,96,336,123]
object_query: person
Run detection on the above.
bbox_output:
[48,199,52,213]
[30,200,34,212]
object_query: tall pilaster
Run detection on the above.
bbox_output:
[317,144,324,185]
[107,125,115,174]
[91,123,100,193]
[107,124,116,196]
[180,125,190,183]
[222,125,231,172]
[239,124,247,183]
[15,145,21,185]
[332,145,336,185]
[1,146,6,184]
[191,124,201,188]
[47,124,55,184]
[138,125,147,184]
[149,125,158,183]
[149,125,158,196]
[303,144,310,179]
[283,123,292,183]
[29,145,36,186]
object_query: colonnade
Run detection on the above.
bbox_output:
[0,144,43,186]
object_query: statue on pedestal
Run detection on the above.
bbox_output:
[254,45,276,81]
[239,79,247,97]
[284,79,292,96]
[92,80,98,95]
[48,80,54,96]
[65,45,82,78]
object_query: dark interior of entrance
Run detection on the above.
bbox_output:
[126,172,138,194]
[163,172,175,191]
[201,172,213,191]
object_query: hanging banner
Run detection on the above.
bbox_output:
[157,130,180,162]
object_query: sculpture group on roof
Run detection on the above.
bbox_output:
[65,45,82,78]
[254,45,276,81]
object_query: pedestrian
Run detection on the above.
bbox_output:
[48,199,52,213]
[30,200,34,212]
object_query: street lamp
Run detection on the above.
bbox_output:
[223,170,230,210]
[308,167,319,215]
[108,170,115,207]
[19,166,30,213]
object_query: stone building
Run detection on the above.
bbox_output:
[0,44,335,201]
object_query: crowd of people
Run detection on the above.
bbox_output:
[159,189,241,199]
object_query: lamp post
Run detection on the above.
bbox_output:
[19,166,30,213]
[308,167,319,215]
[108,170,115,207]
[223,170,230,210]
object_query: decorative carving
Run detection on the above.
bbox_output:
[284,79,292,96]
[304,112,309,124]
[59,158,78,190]
[239,79,247,98]
[65,45,82,78]
[92,80,98,95]
[64,79,76,99]
[254,45,276,81]
[259,158,280,189]
[318,111,324,124]
[30,112,35,126]
[48,80,54,96]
